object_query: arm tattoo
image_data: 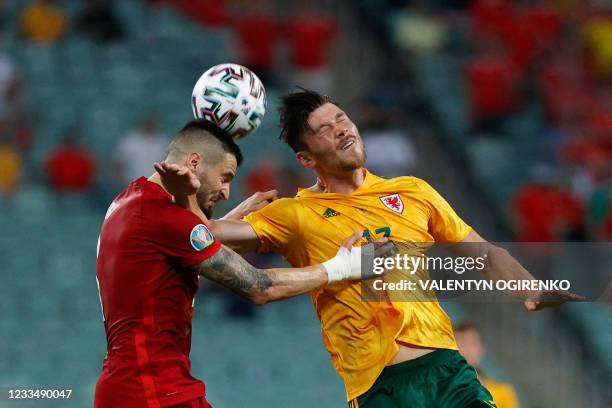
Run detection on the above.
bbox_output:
[191,245,273,298]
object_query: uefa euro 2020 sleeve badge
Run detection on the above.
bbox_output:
[190,224,215,250]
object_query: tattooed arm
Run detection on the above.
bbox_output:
[189,232,393,305]
[190,245,328,305]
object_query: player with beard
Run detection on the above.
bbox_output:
[94,119,393,408]
[157,91,582,408]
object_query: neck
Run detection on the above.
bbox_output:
[315,168,365,194]
[148,173,165,191]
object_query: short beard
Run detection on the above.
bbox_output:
[339,149,367,171]
[196,193,214,219]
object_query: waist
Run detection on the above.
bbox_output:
[380,349,462,379]
[388,343,438,365]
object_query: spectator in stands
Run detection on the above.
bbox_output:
[113,114,167,186]
[470,0,514,42]
[75,0,124,43]
[234,0,280,85]
[243,157,280,197]
[286,1,338,93]
[0,131,22,202]
[583,16,612,79]
[510,164,585,242]
[455,323,520,408]
[20,0,69,45]
[466,40,522,133]
[389,3,447,57]
[359,97,418,177]
[44,129,96,192]
[537,42,594,126]
[0,75,35,156]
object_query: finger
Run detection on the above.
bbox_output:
[153,162,166,175]
[524,299,538,311]
[169,164,182,173]
[260,189,278,202]
[161,162,179,173]
[374,242,395,257]
[250,201,270,213]
[341,231,363,249]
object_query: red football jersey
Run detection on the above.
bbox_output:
[94,177,221,408]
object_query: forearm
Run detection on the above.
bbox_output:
[260,265,328,303]
[192,245,327,305]
[482,245,538,299]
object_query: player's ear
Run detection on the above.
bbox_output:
[296,151,315,169]
[186,152,201,171]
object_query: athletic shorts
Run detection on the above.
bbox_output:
[168,396,213,408]
[349,349,496,408]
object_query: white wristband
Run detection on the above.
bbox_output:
[322,246,362,283]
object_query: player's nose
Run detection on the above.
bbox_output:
[335,126,348,138]
[219,184,230,201]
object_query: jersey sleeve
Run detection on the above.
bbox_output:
[151,202,221,268]
[417,180,472,242]
[242,198,300,254]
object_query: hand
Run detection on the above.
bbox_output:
[153,162,200,198]
[222,190,278,220]
[524,289,585,311]
[324,232,396,283]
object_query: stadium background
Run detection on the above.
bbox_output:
[0,0,610,407]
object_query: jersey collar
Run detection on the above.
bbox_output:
[296,168,374,198]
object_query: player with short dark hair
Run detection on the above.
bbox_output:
[94,119,392,408]
[161,92,582,408]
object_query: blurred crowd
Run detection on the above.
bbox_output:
[364,0,612,242]
[2,0,612,247]
[0,0,340,211]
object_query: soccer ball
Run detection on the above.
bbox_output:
[191,63,267,140]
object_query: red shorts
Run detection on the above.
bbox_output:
[168,397,213,408]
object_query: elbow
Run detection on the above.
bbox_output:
[248,292,273,306]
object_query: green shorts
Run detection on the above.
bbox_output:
[350,349,496,408]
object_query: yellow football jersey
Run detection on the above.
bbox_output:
[244,169,472,400]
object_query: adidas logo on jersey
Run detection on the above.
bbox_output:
[323,208,340,218]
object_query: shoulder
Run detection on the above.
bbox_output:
[370,172,431,191]
[244,196,308,228]
[137,183,192,223]
[260,196,307,215]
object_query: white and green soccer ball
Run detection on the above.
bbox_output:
[191,63,267,140]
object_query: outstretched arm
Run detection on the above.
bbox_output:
[459,230,584,310]
[190,232,393,305]
[190,245,324,305]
